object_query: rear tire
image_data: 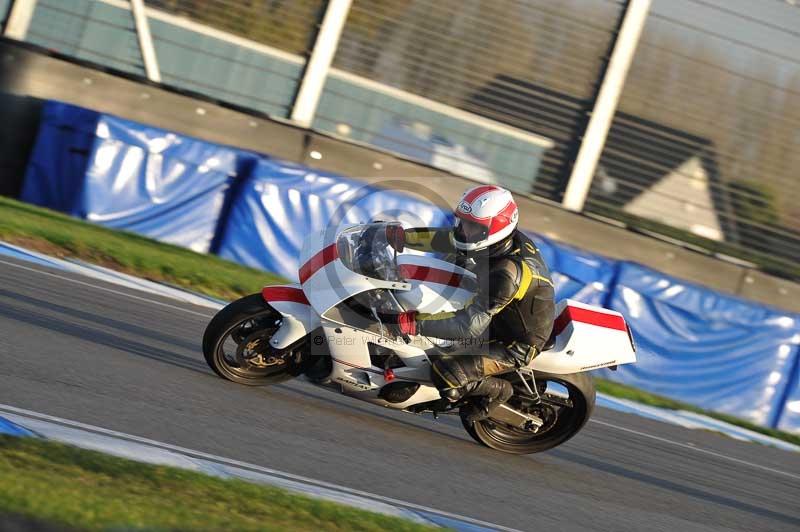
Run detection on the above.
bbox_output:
[203,294,299,386]
[462,371,595,454]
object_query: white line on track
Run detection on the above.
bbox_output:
[0,258,215,318]
[590,419,800,481]
[0,403,520,532]
[2,256,798,484]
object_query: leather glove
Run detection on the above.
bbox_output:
[507,342,537,367]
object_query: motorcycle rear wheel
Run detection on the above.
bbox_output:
[203,293,299,386]
[462,371,595,454]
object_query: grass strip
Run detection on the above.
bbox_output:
[596,379,800,446]
[0,196,283,300]
[0,435,438,532]
[1,196,797,446]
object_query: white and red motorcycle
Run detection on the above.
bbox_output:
[203,222,636,454]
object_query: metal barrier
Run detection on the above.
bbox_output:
[22,0,145,75]
[588,0,800,277]
[3,0,800,281]
[143,0,323,117]
[320,0,624,198]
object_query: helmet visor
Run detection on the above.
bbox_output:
[454,217,489,245]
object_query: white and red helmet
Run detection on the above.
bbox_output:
[453,185,519,252]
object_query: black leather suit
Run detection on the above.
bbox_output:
[405,228,555,419]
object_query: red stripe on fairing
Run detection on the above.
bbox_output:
[462,185,501,204]
[552,305,627,336]
[298,243,338,284]
[399,264,462,287]
[262,286,309,305]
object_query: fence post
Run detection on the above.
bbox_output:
[129,0,161,83]
[3,0,37,40]
[290,0,352,128]
[562,0,651,212]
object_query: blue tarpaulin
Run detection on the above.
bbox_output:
[214,157,453,280]
[527,233,616,306]
[598,262,800,427]
[21,102,244,253]
[776,361,800,433]
[0,416,36,437]
[20,103,99,215]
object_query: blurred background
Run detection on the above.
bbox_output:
[5,0,799,277]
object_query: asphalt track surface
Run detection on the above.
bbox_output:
[0,256,798,532]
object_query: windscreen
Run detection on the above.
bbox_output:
[336,223,403,282]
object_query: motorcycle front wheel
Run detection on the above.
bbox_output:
[202,293,301,386]
[462,371,596,454]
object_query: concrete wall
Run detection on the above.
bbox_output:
[1,39,798,313]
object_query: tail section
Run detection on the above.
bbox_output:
[531,300,636,374]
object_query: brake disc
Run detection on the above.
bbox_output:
[236,331,286,368]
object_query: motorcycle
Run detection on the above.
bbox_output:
[203,222,636,454]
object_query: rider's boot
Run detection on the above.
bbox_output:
[460,377,513,423]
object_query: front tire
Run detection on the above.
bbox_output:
[463,371,595,454]
[203,294,300,386]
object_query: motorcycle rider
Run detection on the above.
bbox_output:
[392,185,555,422]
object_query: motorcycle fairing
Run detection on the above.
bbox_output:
[261,285,321,349]
[529,299,636,374]
[323,322,442,409]
[299,228,411,316]
[394,254,476,314]
[265,225,635,389]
